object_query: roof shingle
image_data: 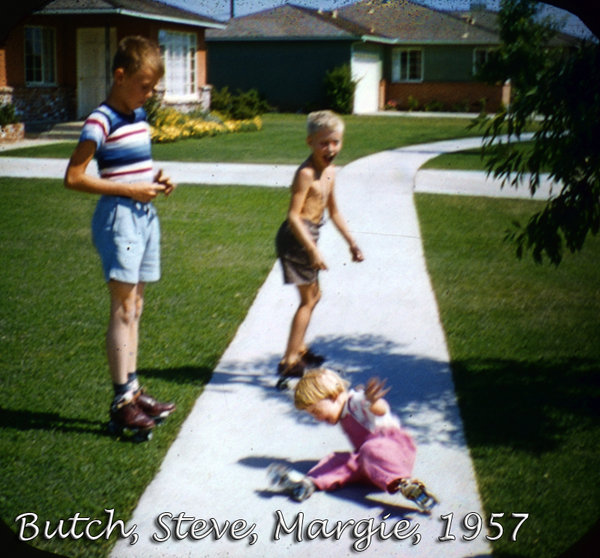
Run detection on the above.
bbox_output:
[37,0,224,28]
[207,0,500,45]
[207,4,361,41]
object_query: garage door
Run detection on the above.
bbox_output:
[351,44,383,114]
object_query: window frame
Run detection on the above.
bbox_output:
[158,29,198,102]
[473,47,492,76]
[24,26,57,86]
[391,48,423,83]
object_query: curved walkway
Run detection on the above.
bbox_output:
[107,137,514,558]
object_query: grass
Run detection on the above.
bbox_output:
[0,178,289,558]
[2,113,482,165]
[420,140,553,172]
[415,194,600,558]
[2,114,597,557]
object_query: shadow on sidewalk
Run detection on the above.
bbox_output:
[212,332,464,448]
[238,455,425,519]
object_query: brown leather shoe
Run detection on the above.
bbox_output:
[109,397,155,434]
[300,347,326,366]
[135,389,176,420]
[277,360,305,378]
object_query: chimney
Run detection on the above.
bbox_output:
[230,0,235,18]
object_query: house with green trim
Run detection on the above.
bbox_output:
[206,0,570,114]
[0,0,224,125]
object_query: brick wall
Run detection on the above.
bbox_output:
[385,81,506,112]
[10,86,76,123]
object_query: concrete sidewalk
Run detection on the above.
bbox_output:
[106,137,536,558]
[0,152,559,197]
[0,156,298,187]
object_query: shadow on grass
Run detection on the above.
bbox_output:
[0,366,213,439]
[137,365,213,386]
[452,358,600,453]
[0,407,105,436]
[210,333,599,456]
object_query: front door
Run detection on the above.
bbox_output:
[351,44,383,114]
[76,27,116,119]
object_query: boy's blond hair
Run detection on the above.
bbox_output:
[112,35,164,78]
[307,110,345,137]
[294,368,349,410]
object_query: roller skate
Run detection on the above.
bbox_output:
[108,393,155,442]
[300,347,326,367]
[267,463,316,502]
[392,478,438,514]
[276,360,305,391]
[134,388,176,424]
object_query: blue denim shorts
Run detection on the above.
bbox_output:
[92,196,161,284]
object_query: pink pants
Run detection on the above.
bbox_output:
[307,428,417,492]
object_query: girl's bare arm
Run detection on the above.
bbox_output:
[365,377,391,416]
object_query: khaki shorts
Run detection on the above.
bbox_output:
[275,219,321,285]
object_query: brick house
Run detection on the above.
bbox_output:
[207,0,573,114]
[0,0,224,126]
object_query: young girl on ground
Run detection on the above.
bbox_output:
[269,368,438,512]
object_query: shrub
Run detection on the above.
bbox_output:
[323,64,357,114]
[407,95,420,112]
[0,103,18,127]
[211,87,272,120]
[143,94,163,126]
[149,104,262,143]
[452,99,471,113]
[424,99,445,112]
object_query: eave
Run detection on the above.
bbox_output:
[36,8,226,29]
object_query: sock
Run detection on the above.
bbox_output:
[113,382,129,397]
[112,381,132,408]
[127,372,140,393]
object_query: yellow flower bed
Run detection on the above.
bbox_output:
[150,108,262,143]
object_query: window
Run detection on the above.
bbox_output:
[391,48,422,82]
[473,48,491,75]
[25,26,56,85]
[158,30,197,100]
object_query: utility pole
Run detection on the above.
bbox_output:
[230,0,235,19]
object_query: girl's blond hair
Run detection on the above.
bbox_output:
[307,110,345,137]
[294,368,349,410]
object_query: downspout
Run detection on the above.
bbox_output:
[105,25,111,96]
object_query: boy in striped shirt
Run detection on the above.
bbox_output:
[65,36,175,441]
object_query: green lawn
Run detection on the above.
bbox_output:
[0,179,289,558]
[420,140,553,173]
[2,113,482,165]
[415,194,600,558]
[1,114,597,557]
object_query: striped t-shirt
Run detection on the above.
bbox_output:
[79,103,154,184]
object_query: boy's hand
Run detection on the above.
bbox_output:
[350,244,364,262]
[130,182,166,203]
[364,377,390,405]
[309,247,328,271]
[155,168,176,197]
